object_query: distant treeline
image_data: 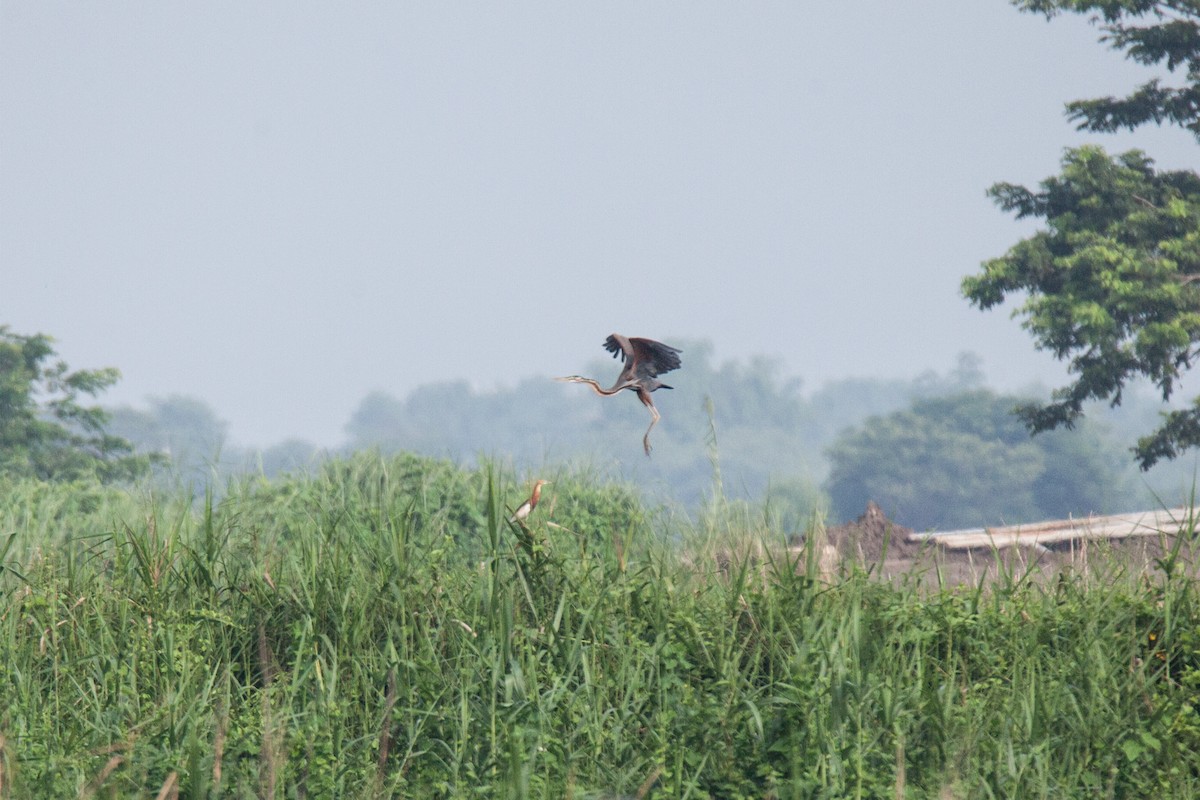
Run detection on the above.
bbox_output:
[108,343,1198,531]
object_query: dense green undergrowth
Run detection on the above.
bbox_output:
[2,453,1200,798]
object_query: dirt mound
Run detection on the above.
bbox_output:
[825,501,925,562]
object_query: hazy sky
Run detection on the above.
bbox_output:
[3,2,1197,447]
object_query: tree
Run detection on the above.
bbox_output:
[256,439,322,477]
[108,395,240,491]
[0,325,149,482]
[964,1,1200,469]
[1016,1,1200,140]
[109,395,230,462]
[825,391,1133,530]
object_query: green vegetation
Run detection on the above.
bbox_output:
[3,453,1199,798]
[0,326,150,483]
[965,1,1200,469]
[826,390,1137,530]
[964,146,1200,470]
[1015,1,1200,141]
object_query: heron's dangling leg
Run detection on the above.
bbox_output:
[639,392,661,456]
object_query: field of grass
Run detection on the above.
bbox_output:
[2,451,1200,798]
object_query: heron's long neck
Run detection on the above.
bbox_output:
[586,378,624,396]
[530,485,542,507]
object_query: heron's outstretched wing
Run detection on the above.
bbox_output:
[603,334,681,376]
[603,334,638,386]
[603,333,682,387]
[629,337,681,379]
[603,334,634,363]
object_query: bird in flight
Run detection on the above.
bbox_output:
[557,333,682,456]
[509,479,550,523]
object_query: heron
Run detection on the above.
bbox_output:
[556,333,682,456]
[509,479,550,523]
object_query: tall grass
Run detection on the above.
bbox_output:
[1,453,1199,798]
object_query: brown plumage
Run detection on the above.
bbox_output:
[556,333,682,456]
[509,479,550,523]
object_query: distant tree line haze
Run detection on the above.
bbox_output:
[0,323,1171,532]
[825,390,1141,530]
[4,318,1199,535]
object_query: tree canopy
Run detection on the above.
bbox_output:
[0,325,149,482]
[1016,1,1200,140]
[825,390,1133,530]
[964,1,1200,469]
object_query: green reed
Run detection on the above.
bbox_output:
[1,453,1198,798]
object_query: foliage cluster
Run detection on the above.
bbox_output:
[0,326,149,484]
[826,390,1139,530]
[964,146,1200,469]
[224,451,648,557]
[2,455,1200,797]
[966,0,1200,468]
[1016,0,1200,140]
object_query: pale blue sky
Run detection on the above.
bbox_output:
[3,2,1197,446]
